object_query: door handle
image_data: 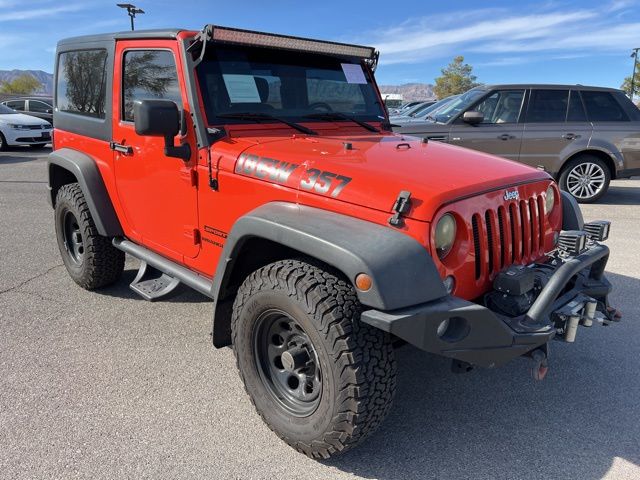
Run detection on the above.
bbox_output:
[562,133,581,140]
[498,134,516,141]
[110,141,133,155]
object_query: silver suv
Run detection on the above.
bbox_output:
[394,84,640,202]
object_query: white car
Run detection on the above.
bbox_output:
[0,104,52,150]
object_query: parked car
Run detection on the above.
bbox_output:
[391,95,459,124]
[1,96,54,124]
[390,100,433,116]
[0,104,52,150]
[394,84,640,202]
[48,26,620,458]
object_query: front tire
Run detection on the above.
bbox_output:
[559,155,611,203]
[54,183,124,289]
[232,260,396,459]
[0,132,7,151]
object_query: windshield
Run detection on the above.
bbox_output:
[431,88,486,123]
[196,45,386,125]
[0,104,18,114]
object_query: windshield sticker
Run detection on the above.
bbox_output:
[341,63,367,84]
[222,74,261,103]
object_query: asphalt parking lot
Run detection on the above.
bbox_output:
[1,147,639,480]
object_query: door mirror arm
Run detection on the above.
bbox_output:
[164,136,191,161]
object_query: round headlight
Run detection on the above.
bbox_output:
[435,213,456,259]
[545,185,556,214]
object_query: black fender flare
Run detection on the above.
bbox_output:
[560,191,584,231]
[47,148,123,237]
[211,202,446,346]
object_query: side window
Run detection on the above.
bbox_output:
[581,90,629,122]
[6,100,25,111]
[473,90,524,124]
[30,100,52,113]
[526,90,569,122]
[122,50,182,122]
[57,49,108,118]
[567,90,587,122]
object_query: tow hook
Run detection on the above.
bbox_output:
[605,306,623,324]
[530,348,549,381]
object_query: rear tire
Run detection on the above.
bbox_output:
[54,183,124,289]
[232,259,396,459]
[559,155,611,203]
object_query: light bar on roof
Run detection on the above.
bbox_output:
[210,25,376,59]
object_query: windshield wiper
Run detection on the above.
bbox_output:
[217,112,317,135]
[303,112,380,133]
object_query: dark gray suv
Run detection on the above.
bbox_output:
[394,84,640,202]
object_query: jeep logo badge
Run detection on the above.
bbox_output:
[504,189,519,201]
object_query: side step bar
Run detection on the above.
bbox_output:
[112,238,214,300]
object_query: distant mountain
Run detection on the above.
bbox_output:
[379,83,436,102]
[0,70,54,95]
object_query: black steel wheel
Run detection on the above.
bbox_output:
[61,209,85,265]
[54,183,124,289]
[253,309,322,416]
[231,259,396,459]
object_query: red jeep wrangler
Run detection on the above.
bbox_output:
[48,25,620,458]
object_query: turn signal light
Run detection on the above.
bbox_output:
[583,220,610,241]
[355,273,373,292]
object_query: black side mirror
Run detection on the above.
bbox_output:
[46,108,53,114]
[133,99,191,161]
[462,111,484,125]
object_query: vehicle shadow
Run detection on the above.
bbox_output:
[0,148,51,164]
[96,267,211,304]
[325,271,640,480]
[598,185,640,205]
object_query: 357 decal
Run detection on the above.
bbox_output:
[299,169,351,197]
[235,153,352,198]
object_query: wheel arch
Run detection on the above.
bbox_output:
[210,202,447,347]
[560,149,617,180]
[47,148,123,237]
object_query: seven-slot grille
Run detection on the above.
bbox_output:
[471,195,546,281]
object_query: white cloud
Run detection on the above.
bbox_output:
[365,1,640,66]
[0,3,87,22]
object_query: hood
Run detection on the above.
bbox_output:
[0,113,50,126]
[226,133,550,221]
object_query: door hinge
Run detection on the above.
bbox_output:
[184,227,201,245]
[180,168,198,188]
[389,190,412,227]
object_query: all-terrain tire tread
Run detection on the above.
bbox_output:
[55,183,124,289]
[231,259,396,459]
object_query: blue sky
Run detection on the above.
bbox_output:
[1,0,639,88]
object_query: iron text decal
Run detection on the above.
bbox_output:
[236,153,352,198]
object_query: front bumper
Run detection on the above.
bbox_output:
[361,242,614,368]
[1,127,52,145]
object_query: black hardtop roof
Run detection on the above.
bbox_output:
[479,83,624,93]
[57,28,184,46]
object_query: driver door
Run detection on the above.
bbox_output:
[448,89,526,161]
[112,40,199,261]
